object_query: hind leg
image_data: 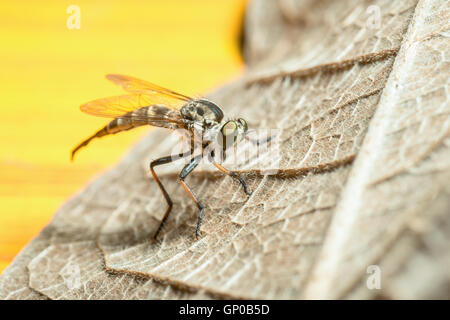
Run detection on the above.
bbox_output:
[151,151,191,239]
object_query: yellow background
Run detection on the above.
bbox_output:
[0,0,245,273]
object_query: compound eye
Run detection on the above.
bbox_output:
[220,121,238,147]
[221,121,238,136]
[237,118,248,132]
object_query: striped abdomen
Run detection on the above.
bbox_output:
[71,105,183,160]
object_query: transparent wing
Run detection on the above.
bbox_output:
[106,74,192,105]
[79,93,183,122]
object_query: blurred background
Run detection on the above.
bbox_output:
[0,0,246,273]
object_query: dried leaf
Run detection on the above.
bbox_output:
[1,0,449,299]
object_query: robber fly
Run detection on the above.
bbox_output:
[71,74,252,239]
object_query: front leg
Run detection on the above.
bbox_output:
[212,162,252,196]
[243,129,275,147]
[179,155,205,238]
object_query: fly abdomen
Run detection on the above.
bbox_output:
[106,117,134,133]
[71,126,108,161]
[141,105,182,129]
[71,105,181,160]
[71,115,143,161]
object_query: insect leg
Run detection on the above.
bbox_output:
[244,130,275,146]
[178,156,204,238]
[151,151,192,240]
[212,162,252,196]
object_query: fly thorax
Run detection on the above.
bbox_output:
[202,123,221,144]
[181,99,224,126]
